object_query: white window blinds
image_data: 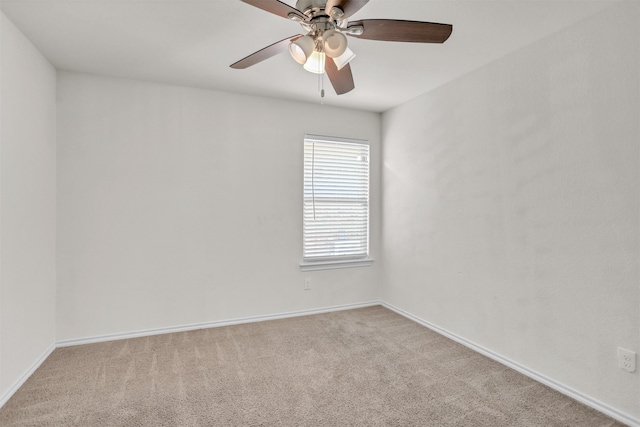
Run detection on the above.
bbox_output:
[303,135,370,261]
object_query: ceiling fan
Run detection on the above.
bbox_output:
[230,0,453,95]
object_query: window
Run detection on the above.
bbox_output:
[301,134,372,271]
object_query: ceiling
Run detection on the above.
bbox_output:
[0,0,620,112]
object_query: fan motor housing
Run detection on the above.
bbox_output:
[295,0,326,14]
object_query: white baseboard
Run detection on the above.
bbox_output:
[0,341,56,409]
[57,301,381,348]
[381,301,639,427]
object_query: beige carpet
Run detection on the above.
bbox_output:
[0,306,624,426]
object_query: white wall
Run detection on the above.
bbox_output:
[56,72,381,341]
[0,11,57,398]
[382,2,639,420]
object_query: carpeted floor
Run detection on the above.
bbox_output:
[0,306,624,426]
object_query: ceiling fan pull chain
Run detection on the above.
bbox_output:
[318,71,325,102]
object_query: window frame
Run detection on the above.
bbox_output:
[300,134,373,271]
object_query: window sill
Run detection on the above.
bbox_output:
[300,258,374,271]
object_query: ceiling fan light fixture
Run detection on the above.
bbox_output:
[232,0,453,96]
[303,50,326,74]
[289,35,315,64]
[322,29,348,58]
[333,46,356,70]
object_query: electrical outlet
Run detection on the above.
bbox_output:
[304,278,311,290]
[618,347,636,373]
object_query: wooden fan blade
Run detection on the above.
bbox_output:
[325,57,355,95]
[240,0,306,20]
[230,35,303,69]
[325,0,369,19]
[348,19,452,43]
